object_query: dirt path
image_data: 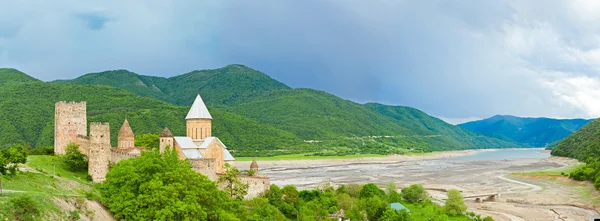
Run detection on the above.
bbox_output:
[497,175,542,192]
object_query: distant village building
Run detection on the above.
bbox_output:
[54,94,270,198]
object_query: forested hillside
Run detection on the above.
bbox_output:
[551,118,600,161]
[0,82,300,156]
[0,68,41,86]
[459,115,591,147]
[1,65,522,157]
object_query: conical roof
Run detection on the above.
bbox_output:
[250,159,259,169]
[118,119,134,138]
[160,127,174,137]
[185,94,212,119]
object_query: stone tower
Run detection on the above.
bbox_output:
[88,122,111,182]
[250,159,259,176]
[186,94,212,140]
[159,127,174,154]
[117,119,135,149]
[54,101,87,155]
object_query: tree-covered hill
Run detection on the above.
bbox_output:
[0,82,301,155]
[1,66,524,156]
[365,103,518,149]
[0,68,41,86]
[53,64,291,107]
[459,115,591,147]
[551,118,600,161]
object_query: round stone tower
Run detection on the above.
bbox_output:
[186,94,212,140]
[250,159,259,176]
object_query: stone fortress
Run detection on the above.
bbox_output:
[54,94,270,198]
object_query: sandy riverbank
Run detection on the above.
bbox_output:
[236,148,539,168]
[237,149,600,221]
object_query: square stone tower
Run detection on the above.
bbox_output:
[88,122,111,182]
[54,101,87,155]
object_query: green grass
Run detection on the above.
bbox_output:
[0,155,98,220]
[401,201,472,221]
[511,163,583,176]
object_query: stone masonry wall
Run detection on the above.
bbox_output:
[88,122,111,183]
[186,119,212,140]
[190,158,217,181]
[54,101,87,155]
[110,150,139,164]
[198,141,225,173]
[241,176,270,199]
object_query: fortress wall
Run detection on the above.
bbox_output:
[110,150,140,163]
[241,176,270,199]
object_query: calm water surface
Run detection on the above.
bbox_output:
[449,148,549,161]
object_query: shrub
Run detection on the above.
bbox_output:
[62,143,88,171]
[401,184,428,203]
[9,195,40,221]
[445,189,467,216]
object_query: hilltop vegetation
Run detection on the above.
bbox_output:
[0,68,41,86]
[459,115,591,147]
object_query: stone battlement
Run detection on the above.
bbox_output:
[90,122,110,127]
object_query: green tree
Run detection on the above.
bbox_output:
[346,184,362,198]
[359,183,385,199]
[100,150,241,220]
[386,182,402,203]
[359,196,387,221]
[401,184,428,203]
[246,197,287,221]
[135,134,160,150]
[0,144,28,175]
[281,184,299,207]
[218,163,249,200]
[445,189,467,216]
[380,207,412,221]
[62,143,88,171]
[9,195,40,221]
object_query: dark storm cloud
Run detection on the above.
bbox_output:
[75,12,111,30]
[1,0,600,122]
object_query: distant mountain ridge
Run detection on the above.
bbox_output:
[0,68,41,86]
[1,65,521,156]
[459,115,592,147]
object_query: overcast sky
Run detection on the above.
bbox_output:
[1,0,600,124]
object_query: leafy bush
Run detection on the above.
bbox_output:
[445,189,467,216]
[401,184,428,203]
[9,195,40,221]
[0,144,28,176]
[62,143,88,171]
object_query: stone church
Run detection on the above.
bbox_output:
[54,94,270,198]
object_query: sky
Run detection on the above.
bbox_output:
[1,0,600,124]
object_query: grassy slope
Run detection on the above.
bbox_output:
[0,156,96,220]
[459,115,591,147]
[551,118,600,161]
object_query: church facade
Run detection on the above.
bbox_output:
[54,94,269,198]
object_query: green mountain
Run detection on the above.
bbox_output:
[551,118,600,161]
[53,64,290,107]
[365,104,515,148]
[50,65,519,154]
[0,82,300,156]
[458,115,591,147]
[0,68,41,86]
